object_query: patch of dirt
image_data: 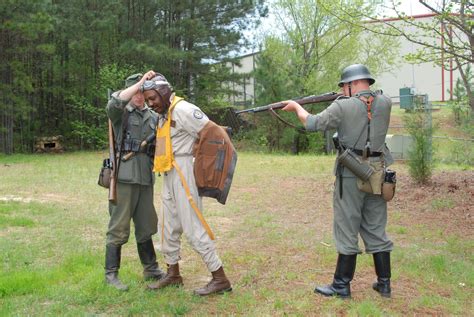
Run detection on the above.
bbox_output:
[0,195,36,203]
[0,193,75,204]
[394,169,474,239]
[201,167,473,315]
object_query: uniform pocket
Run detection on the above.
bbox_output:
[117,159,136,182]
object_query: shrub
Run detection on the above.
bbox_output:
[404,109,435,184]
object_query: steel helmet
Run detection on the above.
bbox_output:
[141,73,174,107]
[338,64,375,87]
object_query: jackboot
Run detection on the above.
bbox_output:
[137,239,165,280]
[105,244,128,291]
[147,263,183,290]
[372,252,391,298]
[314,254,357,299]
[193,266,232,296]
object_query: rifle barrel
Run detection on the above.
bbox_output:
[235,92,342,114]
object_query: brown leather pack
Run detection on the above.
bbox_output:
[193,121,237,205]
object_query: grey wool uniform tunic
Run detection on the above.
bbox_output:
[305,90,394,255]
[105,91,158,246]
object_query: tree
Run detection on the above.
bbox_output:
[147,0,267,106]
[252,0,399,152]
[324,0,474,116]
[0,0,266,153]
[0,0,55,153]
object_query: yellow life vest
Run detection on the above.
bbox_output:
[153,97,183,173]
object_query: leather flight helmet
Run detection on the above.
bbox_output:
[141,73,174,107]
[338,64,375,87]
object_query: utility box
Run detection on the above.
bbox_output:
[385,134,413,160]
[399,87,414,110]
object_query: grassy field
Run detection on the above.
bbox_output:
[0,150,472,316]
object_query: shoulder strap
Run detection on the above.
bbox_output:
[357,95,374,157]
[116,109,130,173]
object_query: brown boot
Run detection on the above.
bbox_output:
[147,263,183,290]
[193,266,232,296]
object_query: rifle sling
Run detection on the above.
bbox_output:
[115,110,130,178]
[269,108,306,133]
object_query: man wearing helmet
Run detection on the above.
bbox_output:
[104,71,165,291]
[141,71,232,296]
[282,64,394,299]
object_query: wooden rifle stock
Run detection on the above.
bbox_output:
[108,119,117,204]
[235,92,343,114]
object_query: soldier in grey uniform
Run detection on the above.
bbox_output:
[141,72,232,296]
[282,64,394,298]
[105,71,165,291]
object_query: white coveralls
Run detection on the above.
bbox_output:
[158,99,222,272]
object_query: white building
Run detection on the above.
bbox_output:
[374,13,463,103]
[228,14,463,106]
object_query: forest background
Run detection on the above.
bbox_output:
[0,0,472,155]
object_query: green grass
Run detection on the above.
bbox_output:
[0,151,472,315]
[431,198,455,210]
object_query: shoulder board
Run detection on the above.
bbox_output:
[336,95,349,100]
[374,89,383,95]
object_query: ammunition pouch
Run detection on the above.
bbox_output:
[98,158,112,188]
[356,161,384,195]
[122,138,156,158]
[123,138,141,153]
[356,164,397,201]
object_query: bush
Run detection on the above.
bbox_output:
[404,110,435,184]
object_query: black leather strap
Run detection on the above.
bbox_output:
[352,149,382,157]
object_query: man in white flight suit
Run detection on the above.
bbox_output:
[141,71,232,296]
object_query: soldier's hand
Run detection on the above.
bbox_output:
[281,100,302,112]
[143,70,156,81]
[281,100,309,125]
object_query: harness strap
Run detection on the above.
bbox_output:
[358,95,374,158]
[172,161,215,240]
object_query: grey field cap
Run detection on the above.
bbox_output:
[124,73,143,88]
[338,64,375,87]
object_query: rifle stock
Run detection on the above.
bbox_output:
[108,119,117,204]
[235,92,343,114]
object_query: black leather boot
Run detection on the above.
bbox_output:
[314,254,357,299]
[105,244,128,291]
[137,239,165,280]
[372,252,391,298]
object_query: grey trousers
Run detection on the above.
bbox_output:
[107,183,158,246]
[333,176,394,255]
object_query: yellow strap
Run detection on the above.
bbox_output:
[172,161,215,240]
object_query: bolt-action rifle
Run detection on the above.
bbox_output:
[234,92,343,115]
[108,118,117,204]
[106,89,118,204]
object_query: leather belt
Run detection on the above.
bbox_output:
[352,149,382,157]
